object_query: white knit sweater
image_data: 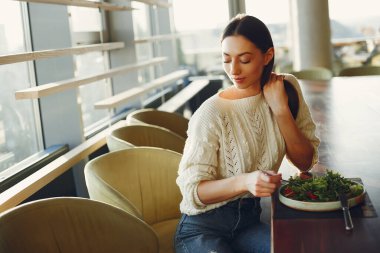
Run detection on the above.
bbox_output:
[176,74,320,215]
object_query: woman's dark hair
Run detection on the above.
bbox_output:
[222,14,299,119]
[284,80,299,119]
[221,14,274,89]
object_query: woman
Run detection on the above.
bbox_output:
[175,14,320,253]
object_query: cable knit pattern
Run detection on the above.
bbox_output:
[248,107,268,171]
[222,113,240,175]
[176,74,320,215]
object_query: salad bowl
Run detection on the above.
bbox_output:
[279,183,365,211]
[278,171,366,212]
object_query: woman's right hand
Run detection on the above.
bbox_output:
[244,170,282,197]
[263,73,289,117]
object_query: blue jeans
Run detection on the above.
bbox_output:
[174,198,270,253]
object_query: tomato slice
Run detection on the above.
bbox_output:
[283,186,295,198]
[306,191,318,200]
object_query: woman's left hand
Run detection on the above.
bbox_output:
[264,73,315,170]
[263,73,289,116]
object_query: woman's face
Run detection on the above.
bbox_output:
[222,35,273,91]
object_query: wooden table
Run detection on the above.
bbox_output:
[273,76,380,253]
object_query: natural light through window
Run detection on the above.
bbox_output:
[329,0,380,39]
[0,1,41,172]
[0,2,24,53]
[172,0,230,73]
[329,0,380,20]
[245,0,289,25]
[173,0,229,32]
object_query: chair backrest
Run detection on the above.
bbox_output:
[0,197,158,253]
[126,108,189,139]
[84,147,182,225]
[338,65,380,76]
[291,67,333,81]
[106,124,185,154]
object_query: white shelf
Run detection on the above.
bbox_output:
[94,69,189,109]
[132,0,171,8]
[158,79,209,112]
[0,42,124,65]
[134,34,180,44]
[14,0,134,11]
[15,57,167,99]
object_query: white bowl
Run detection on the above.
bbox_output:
[278,183,366,212]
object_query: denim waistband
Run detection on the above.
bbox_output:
[225,197,261,209]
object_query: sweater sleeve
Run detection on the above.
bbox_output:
[176,102,220,213]
[285,74,320,169]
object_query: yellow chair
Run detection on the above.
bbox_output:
[84,147,182,253]
[126,108,189,139]
[291,67,333,81]
[338,65,380,76]
[0,197,158,253]
[106,124,185,154]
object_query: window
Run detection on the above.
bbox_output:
[69,6,111,135]
[172,0,230,74]
[245,0,291,73]
[245,0,289,46]
[329,0,380,69]
[0,1,42,172]
[132,2,154,83]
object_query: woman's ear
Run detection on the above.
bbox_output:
[264,47,274,65]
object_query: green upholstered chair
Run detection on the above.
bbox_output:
[338,65,380,76]
[126,108,189,139]
[0,197,158,253]
[84,147,182,253]
[291,67,333,81]
[106,124,185,154]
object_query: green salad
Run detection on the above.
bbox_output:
[281,170,364,202]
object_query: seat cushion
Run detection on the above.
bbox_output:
[151,218,179,253]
